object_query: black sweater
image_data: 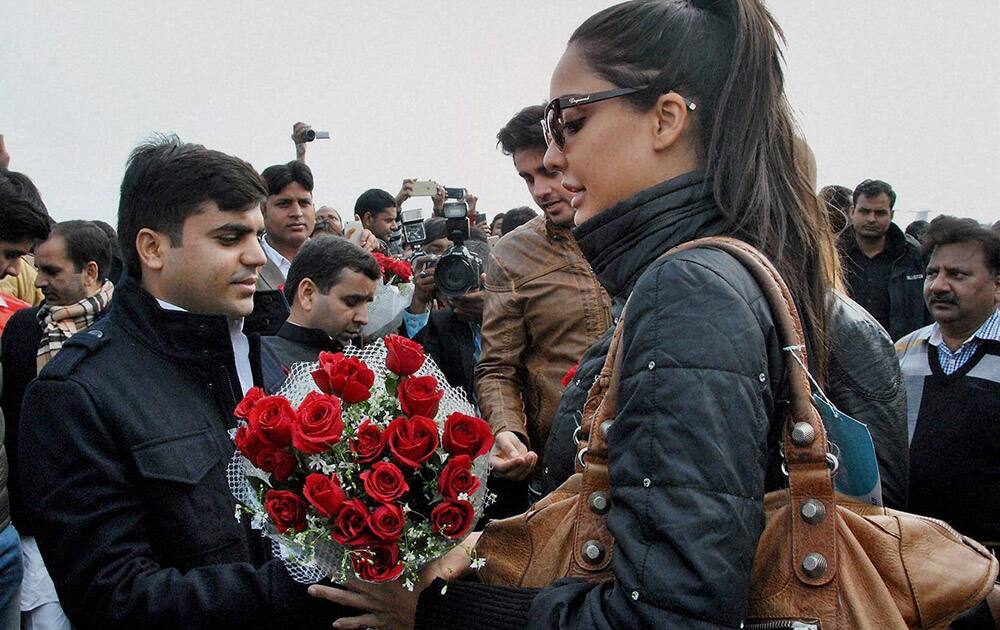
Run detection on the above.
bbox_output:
[908,342,1000,543]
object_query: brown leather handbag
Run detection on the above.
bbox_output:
[476,237,999,628]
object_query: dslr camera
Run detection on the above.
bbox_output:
[435,201,482,298]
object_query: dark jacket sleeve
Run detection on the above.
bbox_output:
[417,252,778,628]
[19,377,339,630]
[826,291,909,509]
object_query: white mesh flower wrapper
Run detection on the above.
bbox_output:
[361,280,414,339]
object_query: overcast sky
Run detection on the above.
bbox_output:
[2,1,998,227]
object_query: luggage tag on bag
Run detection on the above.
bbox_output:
[786,346,883,506]
[812,394,883,506]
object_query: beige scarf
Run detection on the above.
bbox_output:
[36,281,114,372]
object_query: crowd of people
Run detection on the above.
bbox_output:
[0,0,998,628]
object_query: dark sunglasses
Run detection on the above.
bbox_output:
[541,86,696,151]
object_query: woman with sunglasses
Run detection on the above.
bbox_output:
[312,1,840,627]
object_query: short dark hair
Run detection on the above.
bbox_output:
[50,220,112,282]
[905,220,929,242]
[117,136,267,277]
[922,216,1000,275]
[500,206,538,235]
[497,105,547,156]
[90,219,122,258]
[0,168,52,244]
[261,161,314,196]
[283,236,380,305]
[354,189,396,221]
[422,217,447,243]
[852,179,897,209]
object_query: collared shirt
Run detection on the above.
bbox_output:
[263,320,343,371]
[927,308,1000,375]
[402,309,430,339]
[155,299,254,395]
[261,236,291,280]
[845,244,894,334]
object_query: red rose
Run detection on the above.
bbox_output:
[247,395,295,447]
[292,391,344,454]
[431,499,474,539]
[350,419,385,465]
[264,490,307,534]
[398,375,444,419]
[561,363,579,388]
[385,415,440,469]
[234,424,267,461]
[234,386,265,419]
[390,258,413,281]
[331,499,378,547]
[253,446,297,482]
[438,454,481,500]
[350,542,404,583]
[371,252,394,279]
[442,412,494,458]
[360,461,409,503]
[368,503,405,541]
[383,334,426,377]
[312,352,375,404]
[302,473,347,519]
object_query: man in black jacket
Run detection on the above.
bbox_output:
[17,137,347,629]
[263,236,379,371]
[839,179,930,340]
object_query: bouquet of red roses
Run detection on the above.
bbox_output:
[228,334,493,588]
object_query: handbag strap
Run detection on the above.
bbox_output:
[578,236,838,586]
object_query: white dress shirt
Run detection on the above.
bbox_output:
[261,235,291,280]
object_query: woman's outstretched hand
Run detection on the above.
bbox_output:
[309,531,482,630]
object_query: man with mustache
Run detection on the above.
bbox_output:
[896,216,1000,560]
[475,105,612,514]
[17,137,349,628]
[839,179,930,340]
[263,236,379,372]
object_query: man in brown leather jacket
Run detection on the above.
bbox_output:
[476,106,611,507]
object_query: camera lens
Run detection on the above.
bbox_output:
[435,250,479,298]
[303,129,317,142]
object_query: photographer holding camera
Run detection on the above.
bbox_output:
[290,121,330,163]
[401,213,488,404]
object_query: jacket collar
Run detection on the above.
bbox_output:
[543,215,574,242]
[573,171,725,300]
[839,222,909,260]
[110,274,250,365]
[276,320,342,353]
